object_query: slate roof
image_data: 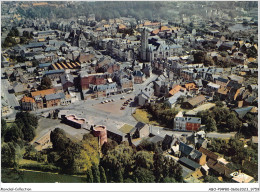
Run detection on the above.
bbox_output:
[39,63,52,68]
[135,122,146,129]
[186,117,201,124]
[233,106,254,119]
[189,150,202,160]
[148,135,164,144]
[179,142,193,156]
[167,91,186,105]
[44,69,65,75]
[162,134,173,146]
[45,92,65,101]
[25,42,45,48]
[179,157,201,170]
[133,70,144,77]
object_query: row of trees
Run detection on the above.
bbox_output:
[197,106,242,132]
[144,103,179,127]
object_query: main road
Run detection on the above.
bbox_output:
[1,78,20,119]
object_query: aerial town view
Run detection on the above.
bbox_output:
[1,1,258,185]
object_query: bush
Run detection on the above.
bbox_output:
[20,163,60,173]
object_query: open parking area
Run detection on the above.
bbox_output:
[93,95,134,116]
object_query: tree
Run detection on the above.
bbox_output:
[226,112,242,131]
[1,142,16,167]
[99,166,107,183]
[162,177,176,183]
[4,123,23,143]
[133,167,155,183]
[215,101,224,107]
[193,51,205,63]
[1,118,7,138]
[101,140,118,155]
[153,152,164,182]
[86,168,93,183]
[204,56,214,66]
[204,175,221,183]
[115,169,123,183]
[40,76,52,90]
[32,60,40,67]
[101,144,134,180]
[92,164,100,183]
[134,151,154,169]
[205,117,217,132]
[50,128,68,152]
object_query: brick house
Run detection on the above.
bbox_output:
[45,92,65,108]
[174,116,201,131]
[80,72,106,90]
[31,88,56,109]
[133,70,145,84]
[20,96,36,111]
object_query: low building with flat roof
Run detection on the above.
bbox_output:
[63,114,88,129]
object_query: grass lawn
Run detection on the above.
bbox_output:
[18,159,43,166]
[119,124,134,134]
[132,109,160,126]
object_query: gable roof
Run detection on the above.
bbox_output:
[169,85,182,96]
[21,96,35,103]
[187,95,206,107]
[233,106,254,119]
[162,134,173,145]
[179,157,201,170]
[31,88,55,97]
[189,150,202,160]
[179,142,193,156]
[45,92,65,101]
[198,147,218,161]
[207,158,233,178]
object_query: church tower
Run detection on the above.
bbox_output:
[140,28,148,61]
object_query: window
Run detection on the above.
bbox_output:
[166,52,169,56]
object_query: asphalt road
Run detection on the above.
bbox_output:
[1,79,20,119]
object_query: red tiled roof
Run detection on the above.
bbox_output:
[169,85,182,96]
[31,88,55,97]
[21,96,35,103]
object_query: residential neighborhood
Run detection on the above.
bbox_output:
[1,1,258,187]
